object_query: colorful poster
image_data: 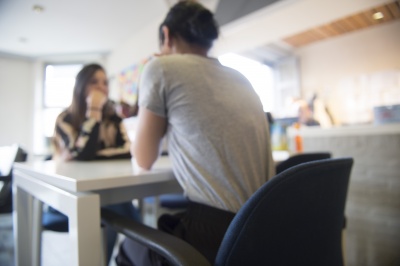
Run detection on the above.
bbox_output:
[117,57,151,105]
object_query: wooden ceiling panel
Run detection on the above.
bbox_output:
[321,24,342,36]
[341,17,358,31]
[311,28,330,39]
[349,14,370,29]
[388,2,400,18]
[283,1,400,48]
[375,5,394,21]
[332,20,352,33]
[363,9,381,25]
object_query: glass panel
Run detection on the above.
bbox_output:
[44,64,82,108]
[43,108,64,138]
[218,53,274,112]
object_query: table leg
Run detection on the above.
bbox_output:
[12,180,34,266]
[68,193,103,265]
[32,198,43,266]
[13,170,104,266]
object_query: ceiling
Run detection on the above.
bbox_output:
[0,0,219,58]
[0,0,397,60]
[214,0,281,26]
[0,0,287,59]
[0,0,160,58]
[283,1,400,47]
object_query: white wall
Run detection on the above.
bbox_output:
[106,19,165,102]
[105,0,170,103]
[107,18,165,76]
[106,0,169,75]
[295,21,400,124]
[0,56,34,153]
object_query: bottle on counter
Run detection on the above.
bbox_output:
[293,122,303,153]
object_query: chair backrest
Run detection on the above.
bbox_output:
[215,157,353,266]
[276,152,331,174]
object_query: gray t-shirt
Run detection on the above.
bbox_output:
[139,54,274,212]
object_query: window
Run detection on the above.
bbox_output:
[42,64,82,138]
[218,53,274,112]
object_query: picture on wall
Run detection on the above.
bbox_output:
[117,57,151,105]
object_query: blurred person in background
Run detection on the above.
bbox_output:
[52,63,140,264]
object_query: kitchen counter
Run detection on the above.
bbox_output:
[288,123,400,266]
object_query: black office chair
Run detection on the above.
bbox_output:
[158,193,189,209]
[0,144,28,214]
[102,157,353,266]
[275,152,349,235]
[276,152,331,174]
[42,207,69,231]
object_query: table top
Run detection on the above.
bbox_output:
[14,156,174,193]
[13,151,289,193]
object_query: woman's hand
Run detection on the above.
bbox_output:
[86,89,107,121]
[86,89,107,109]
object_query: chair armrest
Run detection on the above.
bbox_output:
[101,209,211,266]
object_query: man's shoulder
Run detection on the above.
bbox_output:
[155,54,206,66]
[143,55,196,78]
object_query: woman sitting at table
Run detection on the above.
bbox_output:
[116,1,275,265]
[52,63,140,264]
[53,63,132,161]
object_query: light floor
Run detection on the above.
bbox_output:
[41,231,123,266]
[0,214,14,266]
[0,200,164,266]
[0,213,123,266]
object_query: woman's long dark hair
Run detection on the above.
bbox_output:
[159,0,219,49]
[68,63,114,131]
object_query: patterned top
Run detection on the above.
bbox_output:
[53,107,131,160]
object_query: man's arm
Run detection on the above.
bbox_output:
[133,107,167,170]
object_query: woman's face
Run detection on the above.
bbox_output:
[85,70,109,96]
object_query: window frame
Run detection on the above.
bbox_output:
[41,62,83,139]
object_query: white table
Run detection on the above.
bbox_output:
[12,157,181,266]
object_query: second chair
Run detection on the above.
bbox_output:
[276,152,331,174]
